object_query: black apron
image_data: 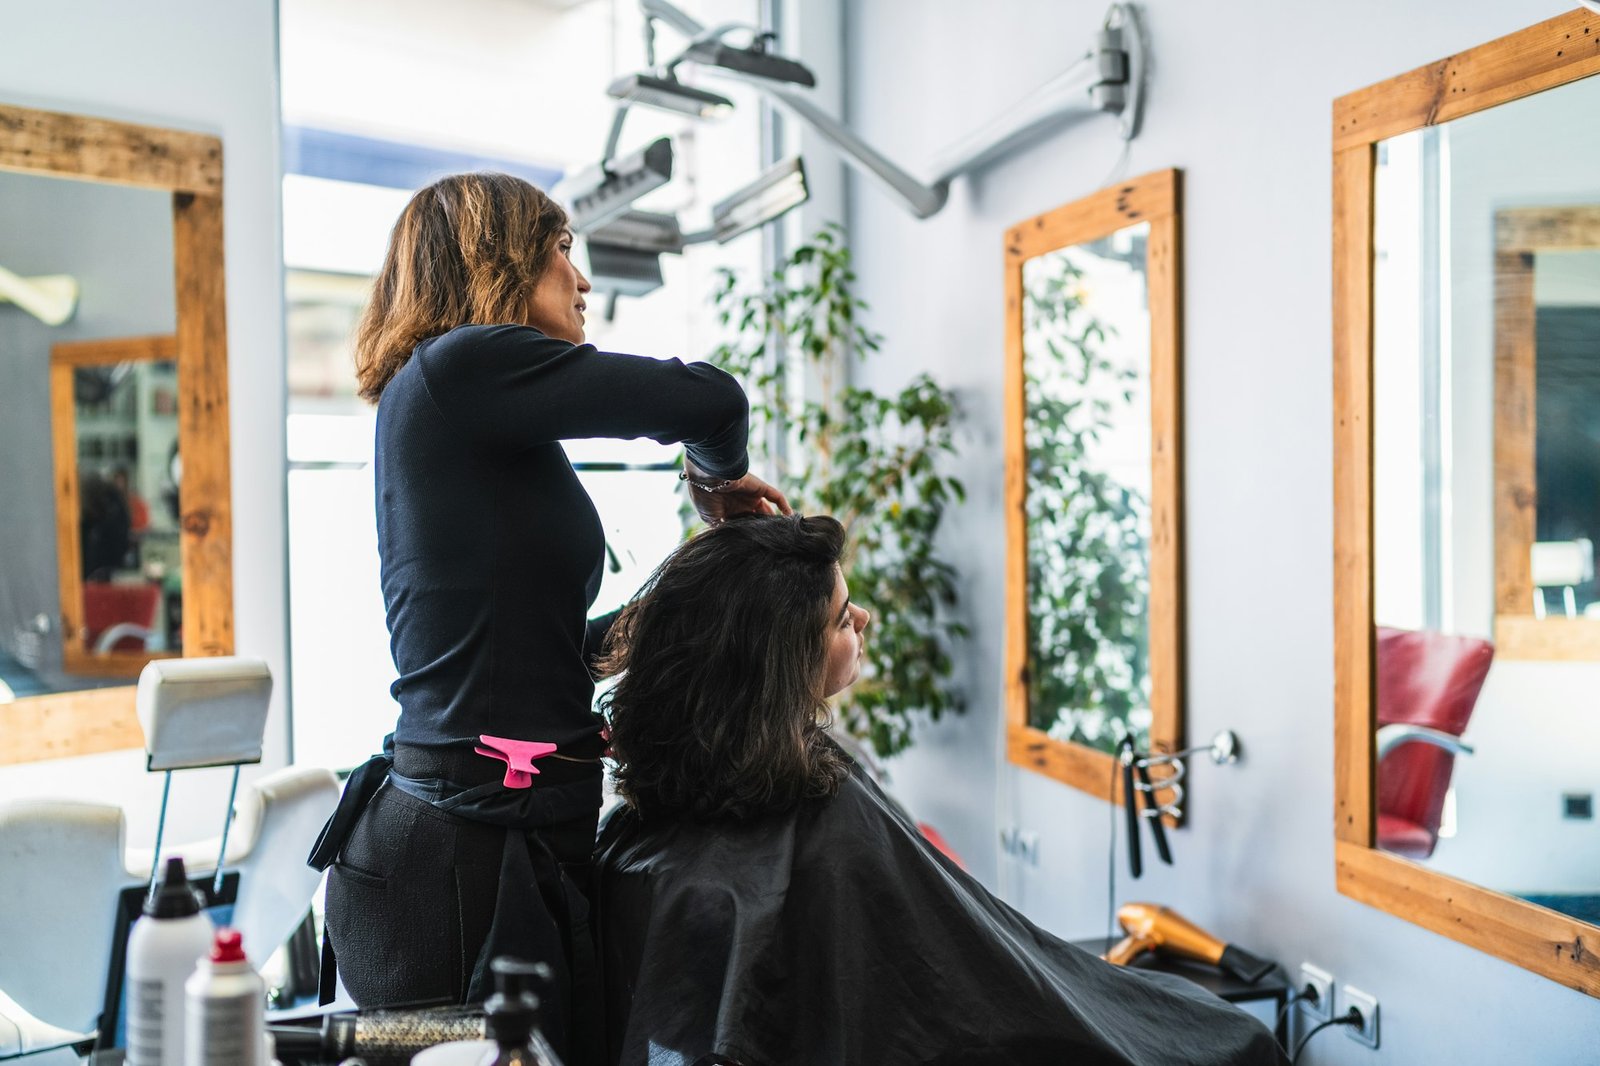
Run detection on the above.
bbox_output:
[308,736,603,1063]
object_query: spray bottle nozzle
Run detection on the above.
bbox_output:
[485,956,551,1051]
[145,855,203,918]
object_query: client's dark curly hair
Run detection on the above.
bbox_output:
[597,514,849,821]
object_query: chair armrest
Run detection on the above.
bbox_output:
[94,622,156,654]
[1377,723,1476,761]
[0,987,96,1058]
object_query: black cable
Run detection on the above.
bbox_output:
[1271,989,1301,1051]
[1106,750,1120,944]
[1272,983,1324,1055]
[1290,1008,1363,1065]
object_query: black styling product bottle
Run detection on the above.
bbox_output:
[480,958,562,1066]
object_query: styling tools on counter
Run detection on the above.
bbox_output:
[408,958,563,1066]
[1104,903,1275,984]
[1117,729,1240,877]
[269,958,562,1066]
[269,1005,489,1065]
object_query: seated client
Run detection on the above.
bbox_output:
[593,514,1285,1066]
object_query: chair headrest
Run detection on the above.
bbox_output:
[137,657,273,771]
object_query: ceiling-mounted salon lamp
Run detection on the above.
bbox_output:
[555,135,676,234]
[584,158,809,307]
[556,11,796,236]
[0,263,78,326]
[678,33,816,89]
[710,156,808,245]
[566,14,818,304]
[605,72,734,119]
[586,210,684,303]
[643,0,1146,220]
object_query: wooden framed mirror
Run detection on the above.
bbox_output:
[1003,169,1185,803]
[1492,205,1600,660]
[0,103,233,764]
[1334,10,1600,997]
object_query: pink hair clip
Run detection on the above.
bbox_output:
[475,735,559,789]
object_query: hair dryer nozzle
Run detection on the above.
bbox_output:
[1218,943,1275,984]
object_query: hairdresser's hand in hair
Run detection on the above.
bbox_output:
[684,462,792,527]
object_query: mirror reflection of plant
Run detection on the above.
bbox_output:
[704,224,966,758]
[1022,251,1150,754]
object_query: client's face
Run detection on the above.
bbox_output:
[823,566,870,698]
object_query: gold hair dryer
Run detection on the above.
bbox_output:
[1104,903,1274,984]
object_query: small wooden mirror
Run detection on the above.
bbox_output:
[50,335,184,678]
[1334,10,1600,998]
[1003,169,1185,803]
[0,103,233,764]
[1491,205,1600,660]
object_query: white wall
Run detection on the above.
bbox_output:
[839,1,1600,1063]
[0,0,288,839]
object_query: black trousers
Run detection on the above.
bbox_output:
[324,780,600,1019]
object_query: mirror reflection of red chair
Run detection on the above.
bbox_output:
[83,581,163,654]
[1374,626,1495,859]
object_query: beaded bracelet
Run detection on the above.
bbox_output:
[679,470,737,493]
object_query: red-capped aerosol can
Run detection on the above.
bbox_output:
[183,927,265,1066]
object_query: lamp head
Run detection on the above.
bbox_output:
[554,136,675,234]
[711,156,809,244]
[606,72,734,119]
[590,210,685,255]
[682,38,816,87]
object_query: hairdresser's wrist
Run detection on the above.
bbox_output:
[681,458,737,494]
[680,471,735,493]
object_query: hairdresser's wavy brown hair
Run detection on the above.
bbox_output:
[352,172,570,403]
[599,515,849,821]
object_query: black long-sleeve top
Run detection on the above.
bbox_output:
[375,323,749,765]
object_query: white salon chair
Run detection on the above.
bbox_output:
[0,658,339,1058]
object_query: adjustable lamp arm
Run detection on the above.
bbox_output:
[601,104,630,169]
[639,0,1144,220]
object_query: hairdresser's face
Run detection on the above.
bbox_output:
[823,567,870,698]
[526,229,591,344]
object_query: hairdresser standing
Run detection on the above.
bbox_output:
[308,172,788,1065]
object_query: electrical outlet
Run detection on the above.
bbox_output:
[1297,963,1334,1022]
[1342,984,1380,1049]
[999,825,1040,865]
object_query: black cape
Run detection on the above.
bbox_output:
[594,758,1286,1066]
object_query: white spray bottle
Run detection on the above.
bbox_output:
[125,856,214,1065]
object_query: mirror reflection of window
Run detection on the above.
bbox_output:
[1369,68,1600,929]
[1021,222,1153,753]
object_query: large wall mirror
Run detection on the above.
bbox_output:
[1004,169,1184,803]
[1334,11,1600,997]
[0,104,233,764]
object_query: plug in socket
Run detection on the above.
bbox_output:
[1342,984,1379,1049]
[1297,963,1333,1022]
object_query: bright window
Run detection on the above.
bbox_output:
[280,0,765,769]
